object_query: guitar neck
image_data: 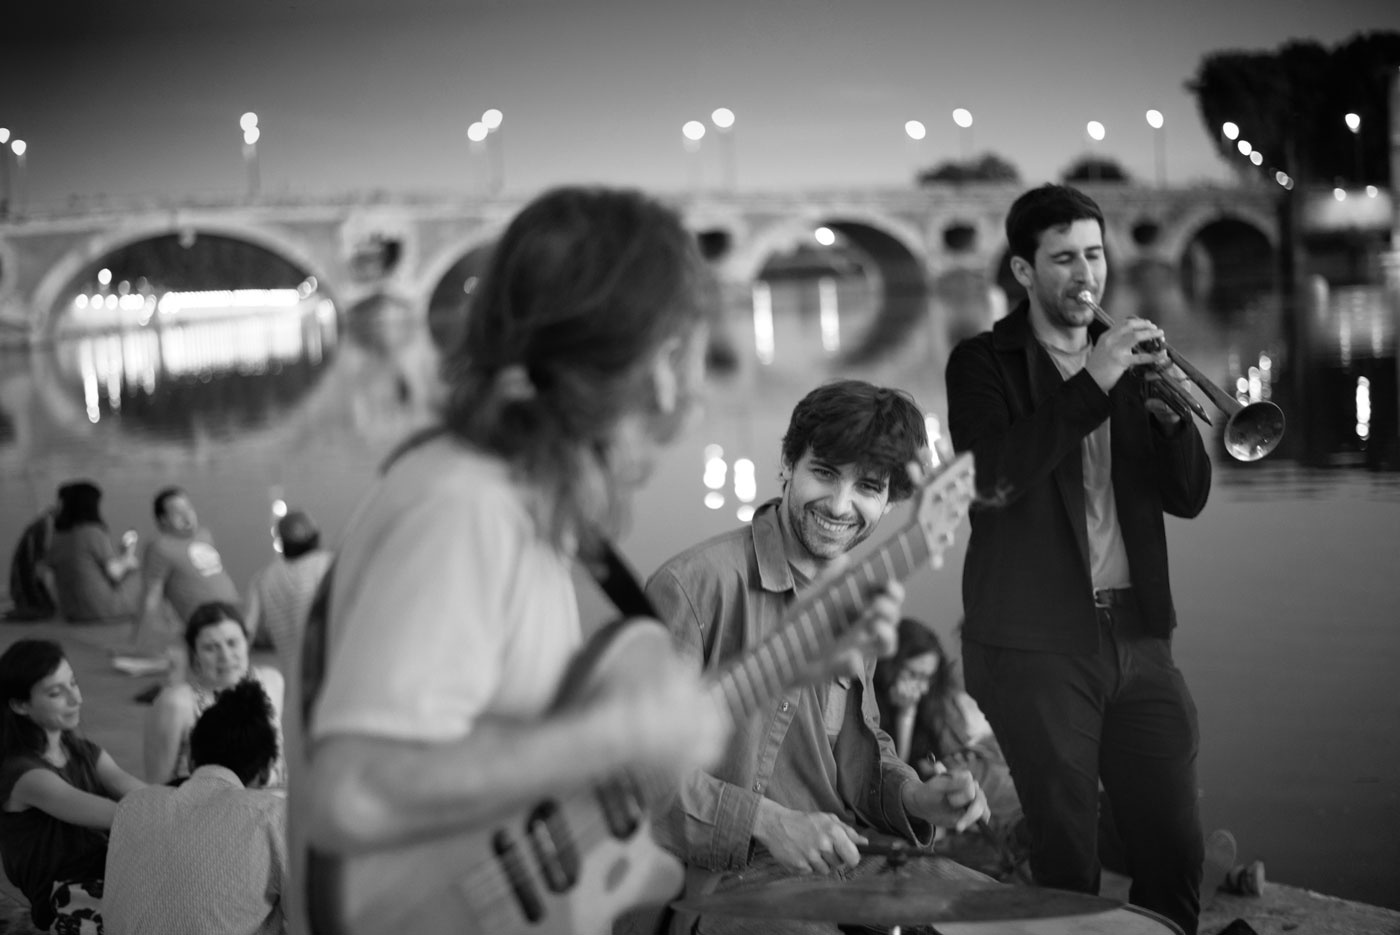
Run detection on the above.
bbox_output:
[710,519,931,723]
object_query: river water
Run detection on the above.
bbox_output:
[1,273,1397,909]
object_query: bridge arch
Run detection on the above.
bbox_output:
[30,219,342,337]
[726,209,932,369]
[724,209,925,284]
[1159,203,1278,268]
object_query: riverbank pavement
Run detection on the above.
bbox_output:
[2,619,1398,935]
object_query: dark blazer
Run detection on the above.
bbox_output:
[946,301,1211,654]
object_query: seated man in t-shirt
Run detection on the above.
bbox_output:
[103,679,286,935]
[130,487,240,655]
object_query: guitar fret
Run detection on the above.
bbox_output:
[899,533,915,572]
[813,600,831,642]
[733,661,758,714]
[880,547,896,581]
[758,645,781,698]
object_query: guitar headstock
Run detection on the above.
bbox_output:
[907,450,975,570]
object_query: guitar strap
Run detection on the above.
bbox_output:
[578,533,661,617]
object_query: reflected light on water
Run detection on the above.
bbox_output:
[752,281,775,365]
[818,276,840,353]
[1356,376,1371,440]
[55,289,338,427]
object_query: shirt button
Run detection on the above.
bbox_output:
[753,782,763,793]
[780,702,790,712]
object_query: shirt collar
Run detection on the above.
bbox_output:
[751,499,796,594]
[188,764,247,788]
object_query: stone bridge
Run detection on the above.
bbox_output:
[0,183,1283,342]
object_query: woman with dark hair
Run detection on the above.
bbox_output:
[42,481,141,624]
[0,638,145,932]
[873,618,1026,878]
[142,601,285,786]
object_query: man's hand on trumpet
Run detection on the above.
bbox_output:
[1085,316,1166,393]
[1141,361,1195,428]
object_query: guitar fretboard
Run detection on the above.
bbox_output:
[711,520,932,722]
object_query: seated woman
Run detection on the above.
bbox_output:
[873,617,1026,879]
[0,638,145,932]
[143,601,285,787]
[41,481,141,625]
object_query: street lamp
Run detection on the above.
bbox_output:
[240,112,260,201]
[1344,112,1362,184]
[904,120,927,185]
[952,107,973,159]
[0,127,10,218]
[1145,109,1166,187]
[1086,121,1105,180]
[682,120,706,195]
[10,138,26,216]
[711,107,737,191]
[480,108,504,195]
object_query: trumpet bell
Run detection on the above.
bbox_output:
[1224,400,1286,462]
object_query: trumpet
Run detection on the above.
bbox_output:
[1076,291,1285,462]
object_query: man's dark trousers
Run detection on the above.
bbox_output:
[962,595,1204,935]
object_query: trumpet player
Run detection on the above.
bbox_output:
[945,184,1212,935]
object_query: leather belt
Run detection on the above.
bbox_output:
[1093,587,1134,609]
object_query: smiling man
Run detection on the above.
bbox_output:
[946,184,1212,935]
[644,379,990,935]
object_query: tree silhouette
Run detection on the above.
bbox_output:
[918,153,1021,185]
[1060,155,1132,183]
[1186,31,1400,185]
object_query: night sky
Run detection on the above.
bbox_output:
[3,0,1396,208]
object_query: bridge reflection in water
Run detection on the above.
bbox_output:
[51,285,338,434]
[0,262,1398,913]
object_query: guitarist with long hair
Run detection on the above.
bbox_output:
[644,380,992,935]
[289,187,738,935]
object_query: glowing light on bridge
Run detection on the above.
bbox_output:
[682,120,706,143]
[481,108,503,131]
[98,268,112,286]
[952,108,973,129]
[1249,151,1262,166]
[1222,122,1239,140]
[711,107,735,130]
[1236,140,1251,156]
[904,120,926,141]
[1145,109,1164,130]
[814,226,836,246]
[1086,121,1105,142]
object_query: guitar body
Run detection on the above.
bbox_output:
[305,620,684,935]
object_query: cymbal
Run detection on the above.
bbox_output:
[673,874,1122,927]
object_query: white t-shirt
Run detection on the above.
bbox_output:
[309,436,582,743]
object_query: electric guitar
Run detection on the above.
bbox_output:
[303,452,976,935]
